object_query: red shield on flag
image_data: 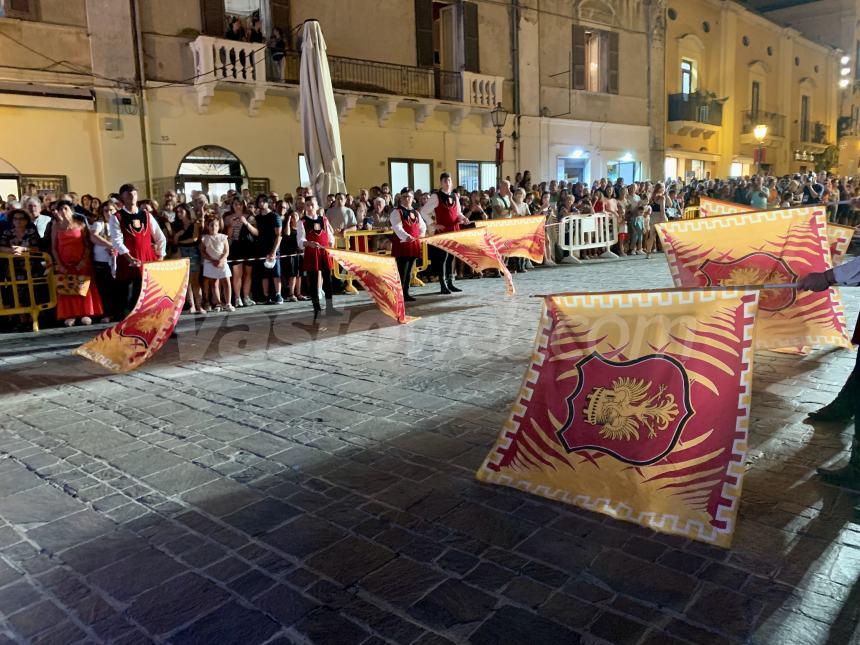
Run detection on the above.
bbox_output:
[699,252,797,312]
[557,353,694,466]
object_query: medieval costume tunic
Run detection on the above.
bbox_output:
[419,189,467,293]
[296,213,338,318]
[108,207,166,317]
[390,205,426,301]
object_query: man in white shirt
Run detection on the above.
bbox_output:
[798,258,860,519]
[491,180,513,219]
[108,183,166,316]
[419,172,470,294]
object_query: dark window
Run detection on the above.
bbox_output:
[668,8,677,20]
[270,0,290,34]
[767,46,773,56]
[795,56,800,66]
[201,0,225,37]
[742,36,749,47]
[751,80,760,117]
[702,21,710,33]
[3,0,39,19]
[462,1,480,73]
[800,95,810,140]
[415,0,434,67]
[572,25,618,94]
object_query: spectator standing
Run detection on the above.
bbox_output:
[224,198,258,308]
[174,203,204,315]
[201,217,233,312]
[255,194,283,305]
[491,181,513,219]
[89,202,116,323]
[278,199,305,302]
[326,193,358,240]
[52,200,103,326]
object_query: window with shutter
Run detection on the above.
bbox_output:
[270,0,290,33]
[200,0,225,37]
[462,1,479,73]
[415,0,434,68]
[4,0,39,20]
[572,25,586,90]
[607,30,619,94]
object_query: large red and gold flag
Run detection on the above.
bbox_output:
[74,259,188,372]
[327,249,417,324]
[656,207,851,349]
[476,288,759,547]
[473,215,546,263]
[424,228,515,295]
[828,223,854,266]
[698,196,748,218]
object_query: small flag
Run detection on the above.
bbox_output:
[425,228,515,295]
[474,215,547,263]
[75,259,188,372]
[327,249,417,324]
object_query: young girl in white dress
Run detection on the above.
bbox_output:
[201,217,234,312]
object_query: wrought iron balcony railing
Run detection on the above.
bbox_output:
[797,120,829,144]
[667,93,723,126]
[740,110,786,138]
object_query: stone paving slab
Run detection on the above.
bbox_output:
[0,256,857,644]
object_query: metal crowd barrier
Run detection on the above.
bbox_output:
[333,229,431,293]
[0,251,56,332]
[683,206,700,220]
[557,214,619,264]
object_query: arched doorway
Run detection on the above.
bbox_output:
[177,146,248,204]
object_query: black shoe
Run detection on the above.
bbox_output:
[325,301,343,317]
[447,282,462,293]
[404,295,416,302]
[440,284,452,295]
[808,400,854,422]
[816,464,860,491]
[313,305,322,322]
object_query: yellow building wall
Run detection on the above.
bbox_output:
[143,87,495,194]
[0,105,104,194]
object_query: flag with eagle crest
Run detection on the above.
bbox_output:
[476,288,760,547]
[74,259,188,372]
[655,207,851,349]
[473,215,546,263]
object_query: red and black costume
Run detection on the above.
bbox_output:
[298,213,340,320]
[391,206,424,301]
[430,190,462,293]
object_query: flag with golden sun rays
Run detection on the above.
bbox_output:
[327,249,417,324]
[425,228,515,295]
[697,196,749,218]
[74,259,188,372]
[473,215,547,263]
[476,288,760,548]
[656,207,851,349]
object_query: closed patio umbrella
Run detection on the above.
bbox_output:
[299,20,346,201]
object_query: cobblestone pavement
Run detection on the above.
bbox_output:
[0,255,858,645]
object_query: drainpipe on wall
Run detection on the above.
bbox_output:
[511,0,520,177]
[130,0,152,197]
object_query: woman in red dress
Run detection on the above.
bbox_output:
[51,200,103,326]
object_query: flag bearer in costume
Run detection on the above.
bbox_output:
[390,188,426,302]
[109,184,166,316]
[419,172,470,295]
[296,195,341,321]
[798,255,860,521]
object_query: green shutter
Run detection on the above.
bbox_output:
[607,31,619,94]
[572,25,586,90]
[462,1,480,73]
[415,0,434,68]
[200,0,225,37]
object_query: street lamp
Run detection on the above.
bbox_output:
[490,102,509,188]
[753,124,768,175]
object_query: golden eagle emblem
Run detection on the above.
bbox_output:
[584,377,680,441]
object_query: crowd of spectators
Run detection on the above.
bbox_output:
[0,169,857,332]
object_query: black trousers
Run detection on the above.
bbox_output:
[395,257,417,296]
[308,267,333,312]
[430,246,454,284]
[114,276,142,319]
[92,262,115,319]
